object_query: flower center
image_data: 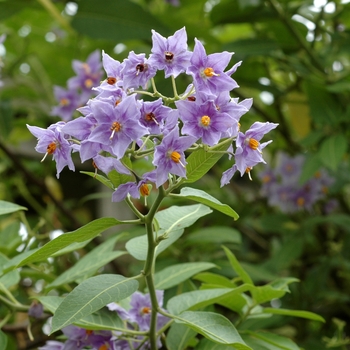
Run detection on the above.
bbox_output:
[107,77,117,85]
[99,345,109,350]
[203,67,219,78]
[165,51,174,61]
[297,197,305,207]
[110,121,121,139]
[170,151,181,163]
[187,96,196,102]
[47,142,57,155]
[136,63,147,75]
[247,138,259,150]
[139,184,150,197]
[145,112,158,125]
[200,115,211,127]
[85,78,94,88]
[60,98,69,106]
[85,330,94,336]
[141,306,151,314]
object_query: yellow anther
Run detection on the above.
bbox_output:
[203,67,219,77]
[201,115,211,127]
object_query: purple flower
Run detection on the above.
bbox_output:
[87,95,149,159]
[93,154,130,177]
[120,51,157,90]
[187,38,239,94]
[97,50,123,92]
[28,300,44,319]
[176,97,236,146]
[51,86,82,121]
[153,126,195,187]
[68,50,103,100]
[275,152,305,185]
[139,98,172,134]
[38,341,64,350]
[148,27,192,78]
[27,122,75,178]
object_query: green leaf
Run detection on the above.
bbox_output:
[51,274,138,333]
[193,272,235,288]
[80,171,114,190]
[319,135,347,171]
[175,311,251,349]
[107,169,133,189]
[154,262,216,290]
[36,296,125,331]
[46,234,126,289]
[223,246,253,285]
[16,218,123,267]
[173,187,239,220]
[0,254,20,288]
[126,204,212,260]
[167,288,246,315]
[0,330,8,350]
[185,138,233,184]
[0,221,22,255]
[71,0,169,42]
[0,200,27,215]
[1,249,40,275]
[243,331,300,350]
[251,285,288,305]
[197,338,240,349]
[263,308,325,322]
[187,227,241,245]
[166,323,197,350]
[298,153,323,184]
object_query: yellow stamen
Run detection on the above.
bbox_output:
[201,115,211,127]
[60,98,69,106]
[85,78,94,88]
[297,197,305,207]
[245,167,253,181]
[203,67,219,77]
[110,121,121,139]
[248,138,260,150]
[170,151,181,163]
[139,184,150,197]
[99,345,109,350]
[262,174,271,183]
[107,77,117,85]
[141,306,151,314]
[145,112,159,125]
[41,142,57,162]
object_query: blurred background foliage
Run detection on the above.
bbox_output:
[1,0,350,349]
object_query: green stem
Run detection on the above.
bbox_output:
[171,75,179,99]
[0,312,12,328]
[0,294,29,312]
[142,186,167,349]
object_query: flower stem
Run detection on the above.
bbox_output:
[142,186,167,349]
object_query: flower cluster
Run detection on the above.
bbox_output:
[39,291,168,350]
[27,27,277,199]
[257,152,336,213]
[51,50,103,121]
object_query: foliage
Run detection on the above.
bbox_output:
[0,0,350,349]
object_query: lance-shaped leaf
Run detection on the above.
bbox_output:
[172,187,239,220]
[46,234,126,290]
[81,171,114,189]
[16,218,123,267]
[0,200,27,215]
[175,311,251,349]
[0,330,7,350]
[185,138,233,183]
[166,323,197,350]
[126,204,212,261]
[50,274,138,333]
[242,331,299,350]
[154,262,216,290]
[37,296,125,331]
[263,308,325,322]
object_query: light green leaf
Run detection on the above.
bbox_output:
[187,227,241,245]
[166,323,197,350]
[251,285,287,305]
[51,274,138,333]
[167,288,247,315]
[185,138,233,183]
[46,234,126,289]
[0,200,27,215]
[0,330,8,350]
[80,171,114,189]
[126,204,212,260]
[173,188,239,220]
[1,249,40,275]
[193,272,235,288]
[244,331,300,350]
[36,295,125,331]
[175,311,251,349]
[154,262,216,290]
[0,253,20,288]
[197,338,240,350]
[319,134,347,171]
[16,218,123,267]
[223,246,253,285]
[263,308,325,322]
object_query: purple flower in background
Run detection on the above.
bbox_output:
[275,152,305,184]
[88,95,148,159]
[121,51,157,90]
[148,27,192,78]
[51,86,82,121]
[187,38,239,94]
[27,122,75,178]
[153,126,195,187]
[68,50,103,100]
[176,98,235,146]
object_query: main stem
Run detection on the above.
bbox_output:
[143,186,166,350]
